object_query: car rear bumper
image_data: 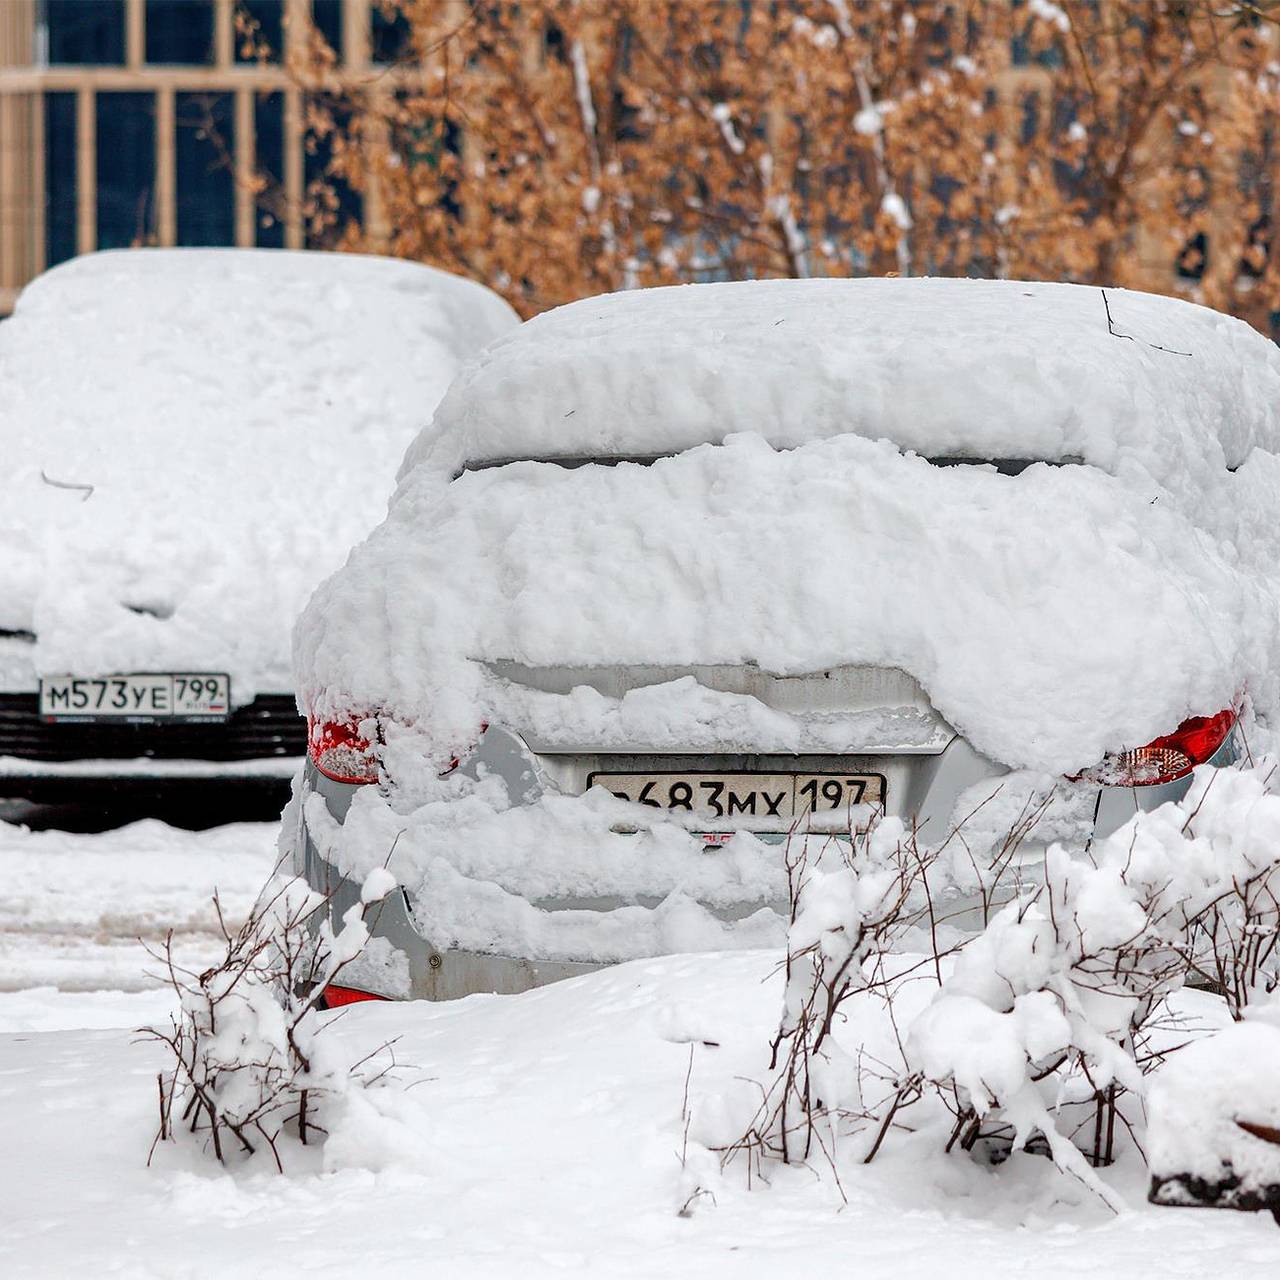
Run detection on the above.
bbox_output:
[0,692,305,796]
[293,725,1241,1003]
[0,756,299,803]
[291,764,605,999]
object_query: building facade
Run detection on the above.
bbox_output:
[0,0,405,315]
[0,3,1263,325]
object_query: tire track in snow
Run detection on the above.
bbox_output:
[0,818,278,993]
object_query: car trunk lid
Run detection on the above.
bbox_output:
[482,660,954,756]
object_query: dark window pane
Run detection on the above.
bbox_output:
[44,91,78,266]
[96,91,155,249]
[175,92,234,244]
[145,0,214,65]
[312,0,342,59]
[305,107,360,248]
[235,0,282,63]
[372,4,410,63]
[44,0,125,65]
[253,91,286,247]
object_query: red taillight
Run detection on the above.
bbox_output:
[321,983,390,1008]
[308,715,379,785]
[1097,709,1237,787]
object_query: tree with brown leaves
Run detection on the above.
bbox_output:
[277,1,1280,330]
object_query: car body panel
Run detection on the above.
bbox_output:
[0,249,518,791]
[290,278,1261,1001]
[296,706,1241,1002]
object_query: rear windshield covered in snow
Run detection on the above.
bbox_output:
[458,452,1082,477]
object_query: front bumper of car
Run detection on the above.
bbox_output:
[0,691,305,800]
[292,722,1242,1003]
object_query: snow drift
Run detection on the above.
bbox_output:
[8,954,1267,1279]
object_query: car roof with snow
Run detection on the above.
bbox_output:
[406,277,1280,488]
[0,248,518,696]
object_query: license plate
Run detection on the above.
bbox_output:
[39,673,231,721]
[589,772,886,824]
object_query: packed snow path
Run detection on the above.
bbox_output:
[0,816,277,1031]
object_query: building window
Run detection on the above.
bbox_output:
[44,91,78,265]
[235,0,283,63]
[254,91,286,247]
[372,4,411,64]
[312,0,343,60]
[43,0,126,65]
[145,0,215,65]
[97,92,156,249]
[1177,230,1208,282]
[175,92,235,244]
[305,105,361,247]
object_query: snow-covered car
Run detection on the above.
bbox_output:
[0,249,517,804]
[289,276,1280,1004]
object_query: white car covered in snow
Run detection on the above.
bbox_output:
[289,276,1280,1004]
[0,249,517,805]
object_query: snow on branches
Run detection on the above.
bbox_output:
[721,759,1280,1212]
[724,815,933,1173]
[911,761,1280,1197]
[143,868,400,1171]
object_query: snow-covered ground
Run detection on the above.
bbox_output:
[3,948,1280,1278]
[0,816,276,1027]
[2,810,1280,1275]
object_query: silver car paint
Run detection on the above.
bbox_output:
[295,685,1239,1002]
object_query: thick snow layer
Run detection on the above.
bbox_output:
[300,430,1274,777]
[295,278,1280,973]
[1149,1018,1280,1196]
[0,249,517,701]
[4,954,1276,1279]
[406,277,1280,489]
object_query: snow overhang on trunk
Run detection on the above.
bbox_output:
[297,431,1263,777]
[482,660,954,755]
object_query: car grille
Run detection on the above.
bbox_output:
[0,693,305,762]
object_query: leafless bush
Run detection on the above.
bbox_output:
[143,871,398,1172]
[1180,868,1280,1020]
[716,764,1280,1208]
[718,814,939,1181]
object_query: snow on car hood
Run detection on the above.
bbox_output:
[298,430,1279,776]
[0,249,517,700]
[404,277,1280,498]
